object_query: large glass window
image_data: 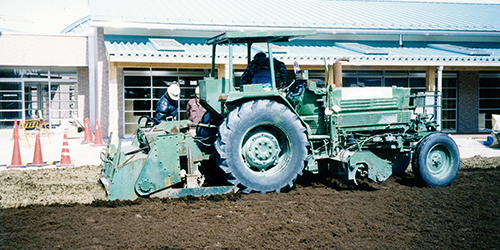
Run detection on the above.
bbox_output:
[0,81,22,125]
[123,68,209,135]
[479,73,500,131]
[441,74,457,132]
[0,68,77,128]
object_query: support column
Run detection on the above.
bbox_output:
[327,65,334,88]
[108,62,119,144]
[457,71,479,133]
[426,66,436,91]
[96,27,110,139]
[425,67,439,127]
[436,66,443,130]
[217,64,225,80]
[88,27,97,131]
[77,67,88,124]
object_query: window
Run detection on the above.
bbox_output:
[479,73,500,131]
[0,68,78,128]
[0,81,22,126]
[123,68,209,136]
[441,74,457,132]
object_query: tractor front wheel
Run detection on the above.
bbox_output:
[412,133,460,187]
[215,100,308,194]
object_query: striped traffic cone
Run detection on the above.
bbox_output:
[57,133,73,167]
[82,117,93,144]
[8,120,24,168]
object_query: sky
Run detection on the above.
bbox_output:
[0,0,90,34]
[0,0,499,34]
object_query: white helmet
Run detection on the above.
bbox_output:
[167,84,180,101]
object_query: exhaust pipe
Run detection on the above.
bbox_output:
[333,57,349,88]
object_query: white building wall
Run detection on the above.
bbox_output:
[0,34,87,67]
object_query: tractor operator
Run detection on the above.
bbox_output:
[155,83,180,121]
[240,52,287,90]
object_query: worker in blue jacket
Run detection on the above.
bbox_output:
[240,52,287,90]
[155,84,180,121]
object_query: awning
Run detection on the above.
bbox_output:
[104,35,500,67]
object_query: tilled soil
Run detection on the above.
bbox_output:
[1,156,499,249]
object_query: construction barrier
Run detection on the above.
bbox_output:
[19,117,51,147]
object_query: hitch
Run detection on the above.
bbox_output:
[99,120,236,200]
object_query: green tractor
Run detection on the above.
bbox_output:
[100,30,460,200]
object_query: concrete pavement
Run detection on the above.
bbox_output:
[449,134,500,159]
[0,126,106,170]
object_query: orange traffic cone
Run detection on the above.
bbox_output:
[92,119,106,147]
[57,133,73,166]
[82,117,93,144]
[30,133,46,166]
[8,120,24,168]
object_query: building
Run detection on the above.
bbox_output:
[0,33,87,129]
[1,0,500,139]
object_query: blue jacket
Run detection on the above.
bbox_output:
[155,93,178,120]
[240,57,287,87]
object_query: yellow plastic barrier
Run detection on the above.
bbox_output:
[19,118,51,147]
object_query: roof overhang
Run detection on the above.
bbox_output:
[105,36,500,68]
[91,20,500,38]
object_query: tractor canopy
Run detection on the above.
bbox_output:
[201,30,318,116]
[205,30,318,45]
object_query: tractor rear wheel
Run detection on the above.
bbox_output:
[215,100,308,194]
[412,133,460,187]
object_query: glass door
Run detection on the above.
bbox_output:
[24,81,49,120]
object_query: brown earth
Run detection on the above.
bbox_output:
[1,156,500,250]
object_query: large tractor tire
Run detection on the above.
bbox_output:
[215,100,309,194]
[412,133,460,187]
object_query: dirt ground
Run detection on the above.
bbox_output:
[1,156,499,250]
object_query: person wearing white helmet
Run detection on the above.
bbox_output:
[155,83,180,121]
